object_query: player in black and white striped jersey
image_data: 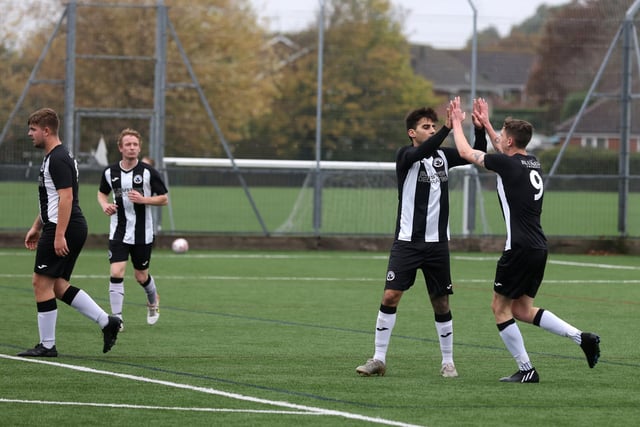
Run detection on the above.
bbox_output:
[98,128,168,331]
[18,108,121,357]
[356,103,488,377]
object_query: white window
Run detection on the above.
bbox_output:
[581,137,608,149]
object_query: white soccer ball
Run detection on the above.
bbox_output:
[171,238,189,254]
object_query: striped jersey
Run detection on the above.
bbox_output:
[38,144,84,225]
[395,127,487,242]
[484,153,547,250]
[99,161,168,245]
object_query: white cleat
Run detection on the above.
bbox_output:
[147,294,160,325]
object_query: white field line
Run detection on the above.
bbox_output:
[1,252,637,283]
[0,398,318,415]
[0,354,425,427]
[2,249,637,268]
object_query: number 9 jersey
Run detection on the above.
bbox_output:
[483,153,547,251]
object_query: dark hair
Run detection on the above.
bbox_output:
[28,108,60,135]
[503,117,533,148]
[405,107,438,132]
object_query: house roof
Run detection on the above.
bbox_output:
[555,98,640,135]
[410,44,535,94]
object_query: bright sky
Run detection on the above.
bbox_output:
[250,0,572,48]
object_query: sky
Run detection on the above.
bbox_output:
[250,0,572,48]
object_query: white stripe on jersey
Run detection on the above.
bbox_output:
[398,162,419,241]
[496,176,512,250]
[42,156,61,224]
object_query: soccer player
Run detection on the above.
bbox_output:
[356,103,487,377]
[19,108,121,357]
[97,128,168,331]
[449,96,601,382]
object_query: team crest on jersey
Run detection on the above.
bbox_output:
[433,158,444,168]
[386,271,396,281]
[133,174,143,184]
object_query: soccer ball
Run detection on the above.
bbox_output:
[171,238,189,254]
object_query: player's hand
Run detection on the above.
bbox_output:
[54,236,69,257]
[24,228,40,251]
[127,190,144,204]
[102,203,118,216]
[474,98,490,126]
[449,97,465,122]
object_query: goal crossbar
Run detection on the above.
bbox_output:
[163,157,396,171]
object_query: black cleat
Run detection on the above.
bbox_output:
[499,368,539,383]
[580,332,600,368]
[102,316,122,353]
[18,343,58,357]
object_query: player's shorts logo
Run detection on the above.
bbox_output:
[386,271,396,281]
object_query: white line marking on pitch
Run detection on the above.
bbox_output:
[0,354,425,427]
[0,399,319,415]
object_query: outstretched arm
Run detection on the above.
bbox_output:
[450,97,486,168]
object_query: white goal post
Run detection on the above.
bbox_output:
[162,157,488,236]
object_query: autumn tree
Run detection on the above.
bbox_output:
[0,0,277,162]
[243,0,441,162]
[527,0,632,119]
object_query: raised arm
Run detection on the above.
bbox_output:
[473,98,501,152]
[450,97,486,168]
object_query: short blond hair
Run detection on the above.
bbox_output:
[117,128,142,147]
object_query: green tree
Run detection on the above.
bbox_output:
[246,0,441,162]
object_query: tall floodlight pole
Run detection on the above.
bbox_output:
[152,0,168,232]
[618,4,638,236]
[152,0,167,167]
[463,0,478,236]
[64,0,77,152]
[313,0,325,236]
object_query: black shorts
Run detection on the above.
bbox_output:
[494,247,547,299]
[109,240,154,271]
[34,218,87,281]
[385,240,453,297]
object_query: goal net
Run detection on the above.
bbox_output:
[162,158,489,236]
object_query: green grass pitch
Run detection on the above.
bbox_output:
[1,248,639,426]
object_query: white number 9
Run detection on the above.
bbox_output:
[529,170,543,201]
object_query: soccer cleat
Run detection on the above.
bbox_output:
[147,294,160,325]
[113,314,124,332]
[17,343,58,357]
[580,332,601,368]
[356,358,386,376]
[102,315,122,353]
[499,368,539,383]
[440,363,458,378]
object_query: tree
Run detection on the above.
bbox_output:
[0,0,277,162]
[462,5,559,53]
[527,0,631,118]
[244,0,441,162]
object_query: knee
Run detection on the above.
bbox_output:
[381,290,402,307]
[511,305,535,323]
[135,272,149,285]
[430,294,450,314]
